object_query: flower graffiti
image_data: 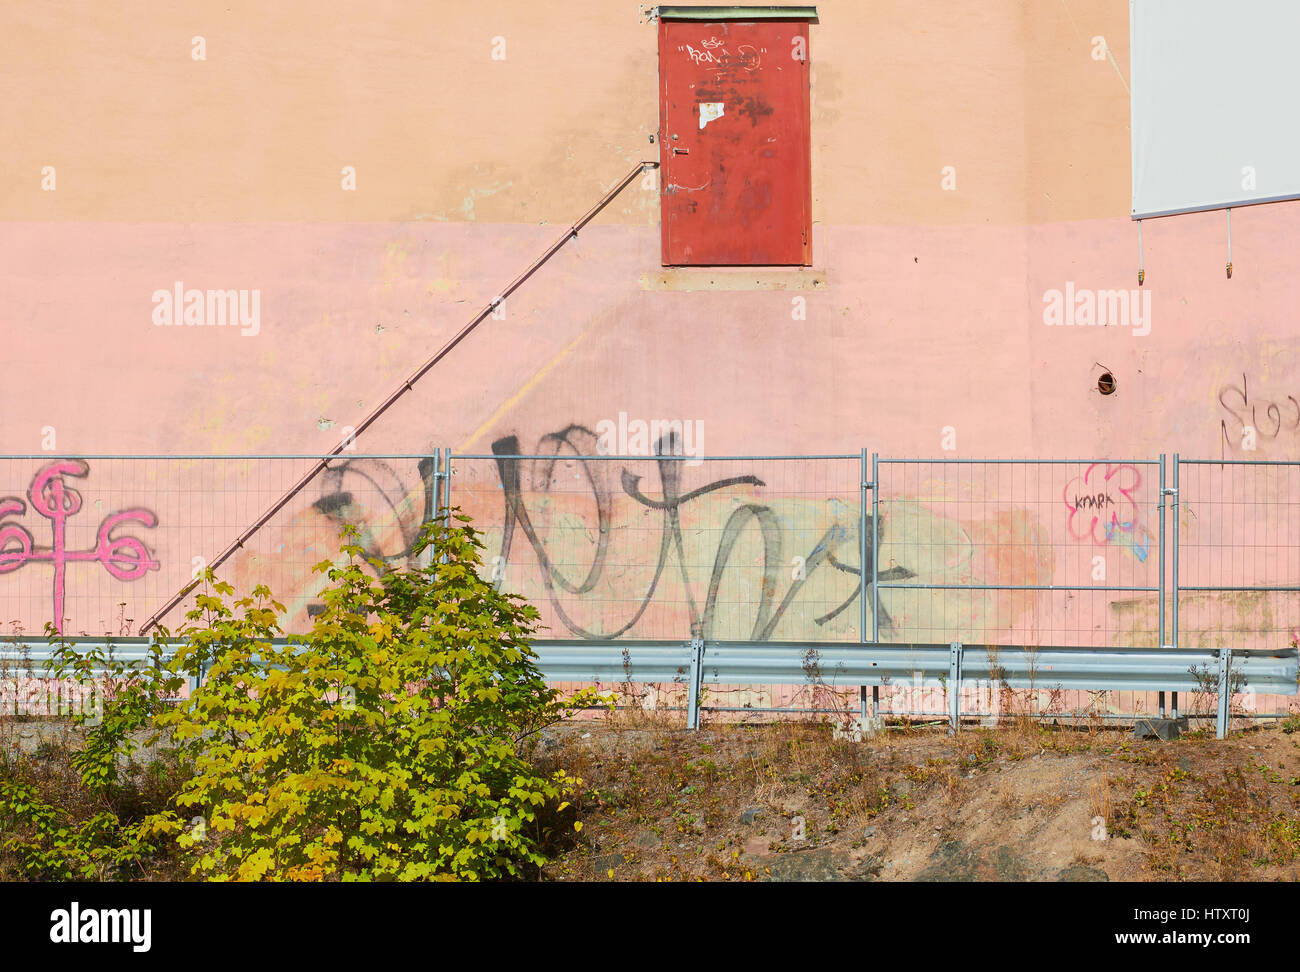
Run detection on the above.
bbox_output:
[1062,462,1150,561]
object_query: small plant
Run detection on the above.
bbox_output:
[1088,777,1112,835]
[796,645,854,729]
[1187,661,1247,719]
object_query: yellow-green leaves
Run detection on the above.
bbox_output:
[150,513,579,882]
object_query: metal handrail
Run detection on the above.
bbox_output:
[136,160,659,634]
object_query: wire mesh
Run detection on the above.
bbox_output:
[1176,459,1300,653]
[0,450,1294,727]
[1176,459,1300,719]
[873,459,1163,650]
[448,451,865,642]
[0,454,438,637]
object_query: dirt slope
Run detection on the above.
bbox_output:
[539,717,1300,882]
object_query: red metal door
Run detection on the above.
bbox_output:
[658,17,812,266]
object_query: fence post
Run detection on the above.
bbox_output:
[859,447,869,719]
[948,640,963,734]
[431,449,443,514]
[1171,454,1181,718]
[430,450,445,565]
[1216,647,1232,739]
[1159,454,1179,718]
[685,637,704,730]
[1158,454,1166,652]
[872,453,880,645]
[1171,454,1180,650]
[442,447,453,527]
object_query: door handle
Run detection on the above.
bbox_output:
[672,147,689,155]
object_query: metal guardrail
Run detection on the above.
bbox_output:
[2,639,164,669]
[3,636,1295,739]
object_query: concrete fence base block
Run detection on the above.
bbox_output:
[833,716,884,742]
[1132,716,1189,741]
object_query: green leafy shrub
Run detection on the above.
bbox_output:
[43,632,183,795]
[151,514,601,881]
[0,632,184,880]
[0,781,161,880]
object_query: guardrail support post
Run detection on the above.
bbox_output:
[1216,647,1232,739]
[685,637,704,730]
[948,641,963,734]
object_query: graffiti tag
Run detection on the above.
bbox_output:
[0,460,159,632]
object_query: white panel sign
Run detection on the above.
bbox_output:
[1131,0,1300,218]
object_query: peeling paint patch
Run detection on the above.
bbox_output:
[458,182,513,221]
[317,417,336,431]
[699,102,725,128]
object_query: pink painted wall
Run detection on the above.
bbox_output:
[1,1,1297,668]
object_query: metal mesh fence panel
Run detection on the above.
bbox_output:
[1176,459,1300,653]
[873,458,1163,650]
[448,451,865,643]
[1176,458,1300,719]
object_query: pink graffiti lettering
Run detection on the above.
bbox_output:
[0,460,158,632]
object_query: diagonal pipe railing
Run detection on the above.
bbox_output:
[139,160,659,634]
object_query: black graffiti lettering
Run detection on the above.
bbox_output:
[1070,492,1114,511]
[1218,372,1300,458]
[701,504,782,641]
[815,516,915,633]
[314,455,438,565]
[493,431,663,639]
[495,426,613,595]
[314,426,916,642]
[494,430,768,638]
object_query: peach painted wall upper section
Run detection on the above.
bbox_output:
[1,0,1130,225]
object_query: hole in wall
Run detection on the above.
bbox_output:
[1097,372,1117,395]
